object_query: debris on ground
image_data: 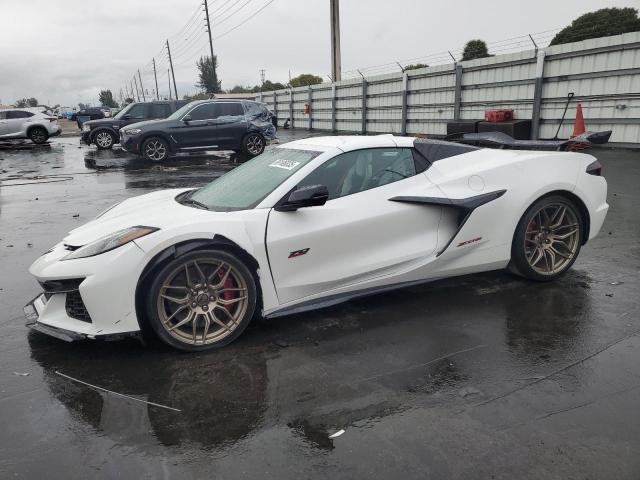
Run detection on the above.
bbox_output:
[610,281,624,286]
[329,429,345,439]
[13,372,30,376]
[459,386,483,398]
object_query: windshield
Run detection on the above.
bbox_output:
[167,102,196,120]
[114,103,135,119]
[189,148,321,211]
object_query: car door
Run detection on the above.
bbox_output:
[266,147,443,305]
[4,110,33,136]
[148,103,172,120]
[209,102,247,148]
[121,103,148,126]
[171,103,218,149]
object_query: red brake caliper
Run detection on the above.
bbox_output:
[220,267,235,313]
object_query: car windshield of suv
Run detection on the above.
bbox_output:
[113,103,135,119]
[167,102,196,120]
[188,148,321,211]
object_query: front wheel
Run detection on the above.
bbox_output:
[145,249,257,351]
[510,195,583,281]
[242,133,265,157]
[29,127,49,144]
[94,130,116,149]
[142,137,169,161]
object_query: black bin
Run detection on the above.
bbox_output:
[446,120,482,136]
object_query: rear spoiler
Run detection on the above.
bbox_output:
[444,130,612,151]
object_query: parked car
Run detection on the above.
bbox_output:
[119,99,277,161]
[99,106,112,118]
[74,107,105,127]
[81,100,188,150]
[25,135,607,351]
[0,108,61,144]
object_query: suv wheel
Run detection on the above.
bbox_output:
[94,130,116,149]
[242,133,265,157]
[29,127,49,144]
[142,137,169,161]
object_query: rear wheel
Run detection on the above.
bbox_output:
[145,250,257,351]
[242,133,265,157]
[29,127,48,144]
[94,130,116,149]
[510,195,583,281]
[142,137,169,161]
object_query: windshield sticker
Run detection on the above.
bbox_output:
[269,159,300,170]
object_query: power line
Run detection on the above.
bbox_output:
[213,0,276,40]
[213,0,255,27]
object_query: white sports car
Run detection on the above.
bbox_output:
[25,135,608,351]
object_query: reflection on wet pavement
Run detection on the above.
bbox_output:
[1,135,639,478]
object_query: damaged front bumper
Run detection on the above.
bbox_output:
[24,293,88,342]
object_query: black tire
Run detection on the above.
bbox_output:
[509,195,583,281]
[93,130,116,149]
[142,136,170,161]
[242,133,265,157]
[29,127,49,144]
[144,249,257,352]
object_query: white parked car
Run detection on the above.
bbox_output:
[0,108,61,143]
[25,135,608,351]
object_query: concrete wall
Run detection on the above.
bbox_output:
[256,32,640,145]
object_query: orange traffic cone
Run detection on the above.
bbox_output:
[571,103,586,138]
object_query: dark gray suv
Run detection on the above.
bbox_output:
[119,99,277,161]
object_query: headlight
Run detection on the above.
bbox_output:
[82,124,91,132]
[94,201,121,219]
[62,226,159,260]
[123,128,142,135]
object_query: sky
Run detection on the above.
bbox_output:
[0,0,636,107]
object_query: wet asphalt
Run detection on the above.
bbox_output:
[0,133,639,479]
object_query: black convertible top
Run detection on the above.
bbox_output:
[413,138,478,163]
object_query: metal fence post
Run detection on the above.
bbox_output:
[361,78,367,135]
[289,89,294,129]
[273,91,277,120]
[453,63,463,121]
[308,86,313,130]
[531,50,546,140]
[400,72,408,136]
[331,83,337,132]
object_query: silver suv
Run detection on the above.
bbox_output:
[0,109,62,144]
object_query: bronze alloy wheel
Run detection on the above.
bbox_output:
[146,249,257,350]
[510,195,583,281]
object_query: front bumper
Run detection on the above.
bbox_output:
[119,132,141,154]
[81,131,92,145]
[24,294,88,342]
[27,241,149,337]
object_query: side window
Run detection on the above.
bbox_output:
[126,104,146,119]
[149,103,171,118]
[298,148,417,200]
[7,111,33,119]
[0,111,6,120]
[188,103,217,120]
[214,103,244,117]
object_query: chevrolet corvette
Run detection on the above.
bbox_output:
[25,135,608,351]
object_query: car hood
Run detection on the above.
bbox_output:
[84,118,120,128]
[63,188,211,246]
[125,118,172,130]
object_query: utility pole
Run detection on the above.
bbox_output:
[166,39,179,99]
[152,58,160,100]
[330,0,342,82]
[203,0,217,94]
[132,79,140,102]
[137,70,146,102]
[260,69,266,85]
[167,69,172,100]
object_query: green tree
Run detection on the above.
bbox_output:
[98,90,118,108]
[550,7,640,46]
[15,97,38,107]
[404,63,429,71]
[289,73,323,87]
[461,40,492,61]
[251,80,286,92]
[196,55,222,94]
[228,85,252,94]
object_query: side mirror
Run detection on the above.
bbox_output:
[275,184,329,212]
[182,115,192,123]
[123,114,131,119]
